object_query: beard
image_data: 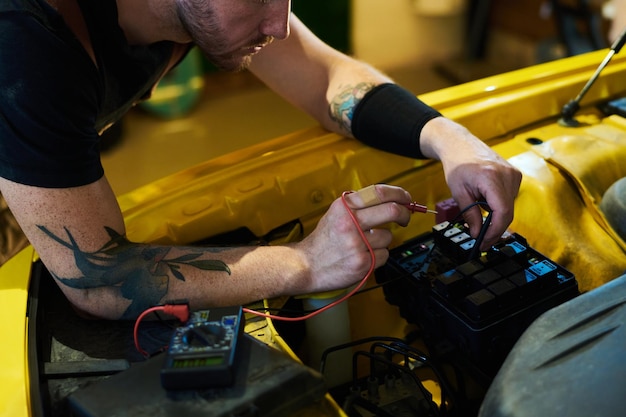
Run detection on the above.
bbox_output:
[175,1,273,72]
[198,36,273,73]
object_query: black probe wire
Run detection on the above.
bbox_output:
[452,201,493,259]
[470,209,493,259]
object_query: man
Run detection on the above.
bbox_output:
[0,0,521,320]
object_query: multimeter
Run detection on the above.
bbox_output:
[160,305,244,390]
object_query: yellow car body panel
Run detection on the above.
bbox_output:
[0,246,36,417]
[2,49,626,415]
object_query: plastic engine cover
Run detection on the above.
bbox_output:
[479,273,626,417]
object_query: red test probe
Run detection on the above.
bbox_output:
[403,202,438,214]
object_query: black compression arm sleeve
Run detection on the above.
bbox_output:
[351,83,442,159]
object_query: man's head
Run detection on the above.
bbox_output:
[174,0,291,71]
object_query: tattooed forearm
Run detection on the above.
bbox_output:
[37,225,231,319]
[328,82,376,134]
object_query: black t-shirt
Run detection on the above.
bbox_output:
[0,0,175,187]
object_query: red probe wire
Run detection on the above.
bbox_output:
[242,191,436,322]
[133,304,190,357]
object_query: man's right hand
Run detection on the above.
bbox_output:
[292,184,414,295]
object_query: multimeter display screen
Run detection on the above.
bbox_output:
[172,355,224,368]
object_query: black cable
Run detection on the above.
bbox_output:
[454,201,490,223]
[320,336,406,375]
[369,342,427,372]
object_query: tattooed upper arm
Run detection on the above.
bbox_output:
[328,82,376,134]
